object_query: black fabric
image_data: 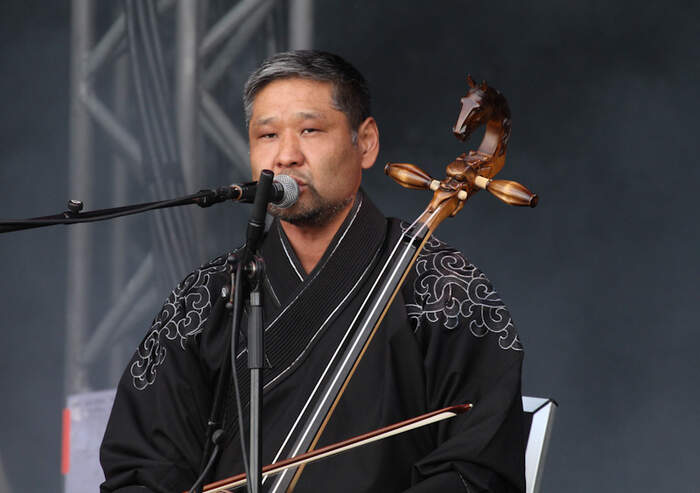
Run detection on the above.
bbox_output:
[100,191,526,493]
[215,192,386,449]
[241,191,385,397]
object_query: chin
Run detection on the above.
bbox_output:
[274,197,350,228]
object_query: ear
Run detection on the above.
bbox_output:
[357,117,380,170]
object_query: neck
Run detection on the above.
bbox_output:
[280,196,356,274]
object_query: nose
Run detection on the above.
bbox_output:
[275,131,304,169]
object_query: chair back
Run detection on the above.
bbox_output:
[522,396,558,493]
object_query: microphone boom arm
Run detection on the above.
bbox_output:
[0,176,298,234]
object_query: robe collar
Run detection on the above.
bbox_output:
[261,189,384,311]
[244,188,387,392]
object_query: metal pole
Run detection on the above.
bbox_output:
[200,0,269,57]
[201,91,250,174]
[176,0,201,193]
[66,0,95,395]
[288,0,313,49]
[202,0,277,89]
[109,51,131,383]
[176,0,207,262]
[82,91,143,167]
[84,254,154,366]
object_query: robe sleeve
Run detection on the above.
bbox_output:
[100,260,227,493]
[403,237,527,493]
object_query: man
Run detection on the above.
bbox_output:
[101,50,526,493]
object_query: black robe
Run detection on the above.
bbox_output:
[100,191,526,493]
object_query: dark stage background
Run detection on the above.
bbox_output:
[1,1,699,491]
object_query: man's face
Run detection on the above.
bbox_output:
[248,78,374,227]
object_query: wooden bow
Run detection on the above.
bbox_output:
[201,404,472,492]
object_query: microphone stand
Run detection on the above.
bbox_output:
[192,170,273,493]
[247,257,265,493]
[239,169,274,493]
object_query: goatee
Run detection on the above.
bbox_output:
[268,184,353,228]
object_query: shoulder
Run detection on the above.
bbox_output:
[394,219,523,352]
[130,254,230,390]
[172,254,229,308]
[155,254,229,336]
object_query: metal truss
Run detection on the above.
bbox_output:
[66,0,314,394]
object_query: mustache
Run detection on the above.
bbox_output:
[281,172,311,186]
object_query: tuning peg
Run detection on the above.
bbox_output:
[385,163,440,191]
[474,176,538,207]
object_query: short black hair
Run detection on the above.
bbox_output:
[243,50,371,139]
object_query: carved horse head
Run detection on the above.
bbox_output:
[452,75,512,176]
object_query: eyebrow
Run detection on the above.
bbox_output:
[253,111,327,126]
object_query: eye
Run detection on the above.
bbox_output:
[301,128,318,135]
[259,132,277,139]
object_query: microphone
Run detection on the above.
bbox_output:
[224,174,299,209]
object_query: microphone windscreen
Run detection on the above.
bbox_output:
[273,175,300,209]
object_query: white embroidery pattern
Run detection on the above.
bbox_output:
[130,258,227,390]
[405,232,522,351]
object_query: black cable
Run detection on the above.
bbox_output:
[197,281,235,476]
[143,0,178,161]
[133,0,168,164]
[145,0,171,100]
[134,0,198,268]
[230,261,252,493]
[188,429,227,493]
[126,0,184,255]
[123,0,161,168]
[123,0,184,280]
[134,0,175,162]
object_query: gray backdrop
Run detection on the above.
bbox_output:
[1,1,699,491]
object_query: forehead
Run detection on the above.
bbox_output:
[250,78,338,121]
